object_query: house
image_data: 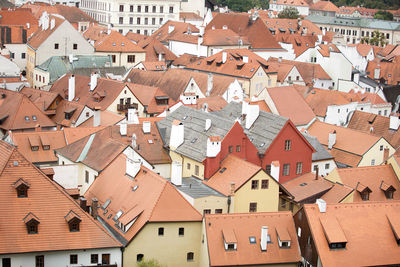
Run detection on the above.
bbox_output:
[309,1,339,17]
[307,120,395,168]
[26,12,94,85]
[83,25,145,68]
[273,33,318,61]
[84,152,203,266]
[366,56,400,86]
[263,18,322,37]
[171,53,204,68]
[294,200,400,266]
[0,140,122,266]
[200,212,301,267]
[201,28,251,57]
[326,164,400,202]
[266,60,306,86]
[337,43,377,71]
[185,49,278,98]
[269,0,310,16]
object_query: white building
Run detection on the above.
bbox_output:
[269,0,310,16]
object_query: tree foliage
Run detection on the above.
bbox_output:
[361,30,387,47]
[214,0,268,12]
[374,10,394,21]
[277,7,300,19]
[137,259,166,267]
[330,0,399,10]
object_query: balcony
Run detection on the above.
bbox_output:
[117,103,138,111]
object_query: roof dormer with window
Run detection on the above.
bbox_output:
[23,212,40,234]
[320,216,347,250]
[276,226,291,248]
[65,210,81,232]
[356,182,372,201]
[380,181,396,200]
[14,178,30,198]
[222,228,237,251]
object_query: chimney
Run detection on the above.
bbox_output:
[222,51,227,64]
[50,18,55,30]
[230,182,235,195]
[315,166,319,180]
[260,226,268,251]
[107,24,111,35]
[205,118,211,131]
[197,36,203,57]
[119,122,127,136]
[374,68,380,80]
[127,108,139,124]
[206,136,221,158]
[26,22,30,29]
[245,104,260,129]
[158,52,163,62]
[328,130,336,149]
[132,133,137,149]
[68,75,75,101]
[142,121,151,133]
[389,115,400,130]
[206,73,213,96]
[90,72,98,91]
[270,161,280,182]
[222,25,228,30]
[91,197,98,219]
[278,56,282,63]
[171,161,183,186]
[168,25,175,34]
[126,157,141,178]
[79,197,88,212]
[384,147,389,161]
[322,28,326,36]
[93,107,101,127]
[169,120,184,149]
[316,199,326,213]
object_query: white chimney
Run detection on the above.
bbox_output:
[260,226,268,251]
[207,73,213,96]
[353,72,360,84]
[171,161,183,186]
[374,68,380,79]
[169,120,184,149]
[270,161,280,182]
[26,22,30,29]
[222,25,228,30]
[107,24,111,35]
[127,108,139,124]
[222,51,227,64]
[93,108,101,126]
[120,122,127,136]
[389,116,400,130]
[243,55,248,63]
[158,52,163,62]
[142,121,151,133]
[206,136,221,158]
[68,75,75,101]
[126,157,141,178]
[90,72,98,91]
[168,25,175,34]
[132,133,136,148]
[316,199,326,213]
[50,18,55,30]
[328,130,336,149]
[322,28,326,36]
[245,104,260,129]
[205,119,211,131]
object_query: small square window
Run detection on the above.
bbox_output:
[215,209,222,213]
[251,180,259,190]
[158,227,164,236]
[70,254,78,264]
[261,179,269,189]
[137,254,144,262]
[73,43,77,50]
[179,227,184,236]
[249,236,256,244]
[187,252,194,261]
[203,209,211,215]
[54,43,59,49]
[249,202,257,212]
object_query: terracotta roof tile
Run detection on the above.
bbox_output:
[172,53,203,67]
[202,28,250,46]
[152,20,200,43]
[27,14,64,50]
[263,18,322,35]
[0,8,38,36]
[304,88,352,117]
[321,182,354,203]
[310,1,339,12]
[78,110,124,128]
[135,36,177,62]
[179,12,203,20]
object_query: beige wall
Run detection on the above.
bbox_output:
[358,138,395,167]
[325,167,341,183]
[32,67,50,89]
[234,170,279,213]
[107,85,145,116]
[95,51,145,68]
[170,151,205,180]
[387,156,400,182]
[26,46,36,86]
[124,221,202,267]
[194,195,228,215]
[249,67,277,98]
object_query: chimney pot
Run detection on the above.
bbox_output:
[169,120,184,149]
[260,226,268,251]
[68,75,75,101]
[328,130,336,150]
[119,122,127,136]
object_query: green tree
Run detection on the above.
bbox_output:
[214,0,268,12]
[361,30,387,47]
[138,259,166,267]
[277,7,300,19]
[374,10,394,21]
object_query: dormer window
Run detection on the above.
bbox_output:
[28,136,40,151]
[276,226,291,248]
[320,216,347,250]
[65,210,81,232]
[14,178,30,198]
[222,228,237,251]
[24,212,40,234]
[25,116,30,121]
[380,181,396,200]
[356,182,371,201]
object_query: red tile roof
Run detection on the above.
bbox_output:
[263,18,322,36]
[321,182,354,203]
[133,36,177,62]
[202,28,250,46]
[0,8,38,36]
[152,20,200,43]
[367,57,400,85]
[310,1,338,11]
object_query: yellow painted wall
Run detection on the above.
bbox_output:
[95,51,146,68]
[249,67,278,97]
[199,219,210,267]
[278,197,300,214]
[387,156,400,182]
[170,151,205,180]
[107,85,145,116]
[26,46,36,86]
[358,138,395,167]
[124,221,202,267]
[339,191,354,203]
[234,170,279,213]
[194,195,228,215]
[325,167,342,183]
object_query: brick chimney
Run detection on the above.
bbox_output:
[91,198,98,219]
[383,147,389,162]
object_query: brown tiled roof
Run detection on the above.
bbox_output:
[366,57,400,85]
[321,182,354,203]
[135,37,177,62]
[202,28,250,46]
[274,34,317,57]
[310,1,339,11]
[304,88,351,117]
[275,0,309,6]
[152,20,199,43]
[348,43,373,57]
[179,12,203,20]
[205,212,301,266]
[302,201,400,266]
[263,18,322,35]
[0,140,121,254]
[317,44,340,57]
[63,126,104,144]
[137,61,167,71]
[282,172,334,203]
[0,89,56,131]
[171,53,203,67]
[78,110,124,128]
[84,153,201,243]
[206,13,283,50]
[51,100,86,126]
[27,14,64,50]
[20,87,61,111]
[188,96,228,112]
[266,85,316,126]
[332,165,400,202]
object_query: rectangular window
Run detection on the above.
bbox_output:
[158,227,164,236]
[265,164,271,175]
[195,165,199,176]
[54,43,59,49]
[284,140,291,151]
[261,179,269,189]
[137,17,141,25]
[160,6,163,13]
[127,55,136,63]
[249,202,257,212]
[36,256,44,267]
[215,209,222,213]
[129,17,133,24]
[203,209,211,215]
[119,4,123,11]
[101,254,110,265]
[112,55,116,63]
[119,17,123,24]
[229,146,233,153]
[187,163,191,169]
[152,5,156,12]
[236,145,241,152]
[145,5,148,12]
[296,162,303,175]
[130,5,133,12]
[91,254,98,264]
[325,163,330,170]
[21,53,26,59]
[73,43,77,50]
[2,259,11,267]
[137,5,141,12]
[380,145,384,151]
[283,164,290,176]
[179,227,184,236]
[152,17,155,25]
[159,18,163,24]
[85,171,89,183]
[371,159,375,166]
[169,6,173,13]
[70,255,78,264]
[145,18,148,25]
[251,180,259,190]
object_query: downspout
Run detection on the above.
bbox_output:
[121,246,124,267]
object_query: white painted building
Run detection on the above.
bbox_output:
[269,0,310,16]
[337,44,374,71]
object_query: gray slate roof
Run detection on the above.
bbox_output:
[212,102,288,154]
[157,105,235,162]
[166,176,224,199]
[306,15,400,31]
[359,75,379,87]
[302,133,333,161]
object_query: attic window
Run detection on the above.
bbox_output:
[249,236,256,244]
[276,226,291,248]
[24,212,40,234]
[113,42,116,46]
[14,178,30,198]
[380,181,396,200]
[219,167,226,173]
[320,216,347,250]
[300,183,307,186]
[223,228,237,251]
[148,140,153,144]
[121,42,125,46]
[101,199,111,210]
[191,138,198,143]
[25,116,30,121]
[32,115,37,121]
[250,68,255,72]
[65,210,81,232]
[356,183,371,201]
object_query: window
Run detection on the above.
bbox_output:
[32,115,37,121]
[152,17,155,25]
[325,163,330,170]
[251,180,259,190]
[313,165,318,171]
[284,140,291,151]
[145,5,148,12]
[329,242,346,249]
[144,18,148,25]
[187,252,194,261]
[281,198,287,208]
[2,259,11,267]
[169,6,173,13]
[283,164,290,176]
[236,145,241,152]
[249,236,256,244]
[159,18,163,24]
[129,17,133,24]
[195,165,199,176]
[21,53,26,59]
[371,159,375,166]
[54,43,59,49]
[119,17,123,24]
[127,55,136,63]
[152,5,156,12]
[70,254,78,264]
[380,145,384,151]
[385,190,394,199]
[69,220,80,232]
[130,5,133,12]
[73,43,77,50]
[137,5,141,12]
[119,4,123,11]
[203,209,211,215]
[91,254,98,264]
[265,164,271,175]
[27,221,39,234]
[158,227,164,236]
[361,191,369,201]
[101,254,110,264]
[179,227,184,236]
[112,55,116,63]
[215,209,222,213]
[261,179,269,189]
[229,145,233,153]
[137,254,144,262]
[160,6,163,13]
[144,30,148,35]
[227,243,235,250]
[35,255,44,267]
[296,162,303,175]
[249,202,257,212]
[85,171,89,183]
[137,17,140,24]
[187,163,191,169]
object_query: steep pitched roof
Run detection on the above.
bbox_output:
[85,28,144,52]
[171,53,204,67]
[304,88,352,117]
[134,36,177,62]
[84,153,201,244]
[0,140,121,254]
[263,18,322,36]
[205,212,301,266]
[367,57,400,85]
[0,8,38,36]
[202,28,250,46]
[27,14,64,50]
[309,1,339,12]
[152,20,200,43]
[320,182,354,203]
[20,87,61,111]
